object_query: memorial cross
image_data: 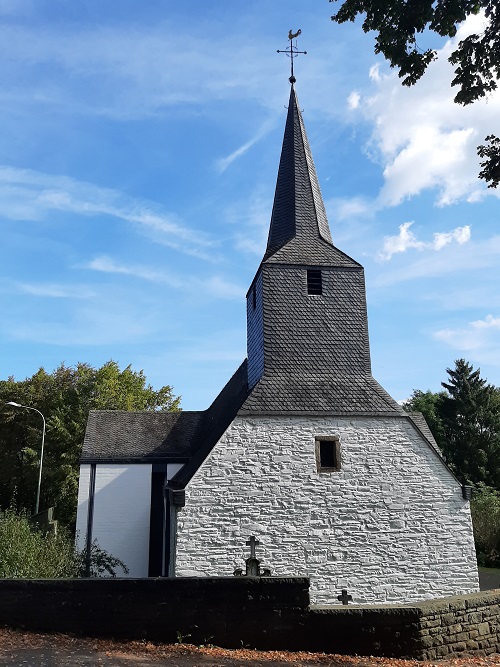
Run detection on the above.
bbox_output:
[337,589,353,606]
[246,536,260,559]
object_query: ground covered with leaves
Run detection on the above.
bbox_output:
[1,628,500,667]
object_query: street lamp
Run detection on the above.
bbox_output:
[5,401,46,515]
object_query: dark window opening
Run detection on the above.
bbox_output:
[316,437,341,472]
[307,269,322,295]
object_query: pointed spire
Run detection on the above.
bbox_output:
[264,85,333,261]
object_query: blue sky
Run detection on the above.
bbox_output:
[1,0,499,410]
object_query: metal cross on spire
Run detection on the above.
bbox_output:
[277,29,307,84]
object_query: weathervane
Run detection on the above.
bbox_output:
[277,29,307,84]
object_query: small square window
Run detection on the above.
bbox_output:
[315,437,341,472]
[307,269,322,295]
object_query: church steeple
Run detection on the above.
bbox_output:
[241,79,403,417]
[264,84,332,260]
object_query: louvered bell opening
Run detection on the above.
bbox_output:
[307,269,322,295]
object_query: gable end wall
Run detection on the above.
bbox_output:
[175,415,479,604]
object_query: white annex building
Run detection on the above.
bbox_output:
[76,76,479,604]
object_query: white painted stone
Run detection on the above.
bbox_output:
[175,415,479,605]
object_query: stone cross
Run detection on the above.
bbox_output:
[337,589,353,606]
[246,536,260,559]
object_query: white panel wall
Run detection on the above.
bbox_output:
[176,416,479,605]
[76,464,152,577]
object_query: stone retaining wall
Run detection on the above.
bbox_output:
[416,590,500,659]
[0,577,499,659]
[311,590,500,658]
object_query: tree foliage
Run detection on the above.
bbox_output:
[330,0,500,185]
[440,359,500,487]
[0,361,180,527]
[404,359,500,487]
[402,388,447,451]
[478,134,500,188]
[470,484,500,567]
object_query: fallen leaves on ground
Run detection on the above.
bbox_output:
[0,628,500,666]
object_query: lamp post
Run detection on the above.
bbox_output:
[6,402,46,515]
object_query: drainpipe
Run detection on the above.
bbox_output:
[162,483,185,577]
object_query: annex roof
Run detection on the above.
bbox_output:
[81,410,204,462]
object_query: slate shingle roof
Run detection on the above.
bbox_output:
[264,85,334,262]
[239,374,404,415]
[81,410,204,462]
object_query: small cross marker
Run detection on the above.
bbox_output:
[337,589,352,606]
[246,536,260,559]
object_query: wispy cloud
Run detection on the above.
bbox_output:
[87,255,245,301]
[0,166,215,259]
[17,283,95,299]
[378,222,470,261]
[0,20,284,119]
[327,196,373,221]
[216,119,276,173]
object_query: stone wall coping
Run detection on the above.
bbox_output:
[311,589,500,617]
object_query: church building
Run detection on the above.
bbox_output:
[76,73,479,604]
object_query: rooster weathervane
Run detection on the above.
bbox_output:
[277,29,307,83]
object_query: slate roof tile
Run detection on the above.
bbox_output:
[81,410,204,462]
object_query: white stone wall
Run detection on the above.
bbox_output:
[176,416,479,604]
[76,464,152,577]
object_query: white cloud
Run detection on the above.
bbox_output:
[369,64,381,82]
[378,222,425,260]
[433,225,471,250]
[378,222,470,261]
[434,315,500,360]
[375,234,500,286]
[356,12,500,207]
[471,314,500,331]
[347,91,360,110]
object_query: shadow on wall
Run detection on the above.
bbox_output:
[479,567,500,591]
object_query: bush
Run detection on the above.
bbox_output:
[0,509,127,578]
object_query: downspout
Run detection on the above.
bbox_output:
[162,482,185,577]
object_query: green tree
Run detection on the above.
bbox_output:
[403,388,447,452]
[0,361,180,527]
[470,484,500,567]
[439,359,500,486]
[330,0,500,186]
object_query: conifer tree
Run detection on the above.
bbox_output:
[440,359,500,486]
